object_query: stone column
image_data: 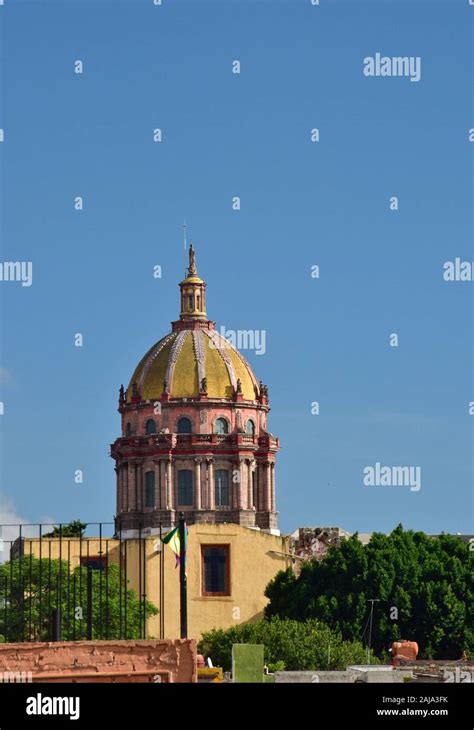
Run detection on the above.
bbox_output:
[121,466,126,512]
[122,466,127,511]
[271,462,276,512]
[207,458,215,510]
[194,458,202,510]
[265,461,272,511]
[159,459,166,510]
[128,462,136,510]
[247,460,254,509]
[166,458,173,509]
[234,459,243,509]
[122,464,128,511]
[201,459,208,507]
[229,461,236,509]
[154,460,160,509]
[115,467,120,514]
[136,461,142,510]
[171,457,179,509]
[255,461,265,512]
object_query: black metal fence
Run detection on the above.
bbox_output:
[0,521,165,643]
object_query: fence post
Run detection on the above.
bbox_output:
[86,569,93,640]
[51,608,61,642]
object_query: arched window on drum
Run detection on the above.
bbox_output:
[215,417,229,435]
[245,419,255,436]
[177,417,192,434]
[145,419,156,435]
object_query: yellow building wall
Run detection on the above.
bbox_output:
[161,524,289,640]
[21,524,290,642]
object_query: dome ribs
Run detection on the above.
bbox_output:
[137,333,176,394]
[203,329,237,395]
[165,330,188,397]
[191,330,206,393]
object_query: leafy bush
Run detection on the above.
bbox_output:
[266,660,285,672]
[265,525,474,659]
[0,558,158,641]
[198,617,371,672]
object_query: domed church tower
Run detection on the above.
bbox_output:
[111,246,279,537]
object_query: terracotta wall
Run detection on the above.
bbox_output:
[0,640,196,683]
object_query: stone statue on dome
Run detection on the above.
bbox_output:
[188,244,197,275]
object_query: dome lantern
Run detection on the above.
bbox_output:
[179,244,207,321]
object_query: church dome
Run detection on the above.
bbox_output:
[125,244,260,402]
[113,242,278,535]
[126,328,259,401]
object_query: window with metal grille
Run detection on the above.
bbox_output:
[201,545,230,596]
[178,469,193,506]
[145,471,155,507]
[215,469,230,506]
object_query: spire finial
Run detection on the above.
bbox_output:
[188,242,197,276]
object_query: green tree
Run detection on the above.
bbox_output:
[264,526,474,659]
[43,521,87,538]
[0,557,158,642]
[198,617,371,672]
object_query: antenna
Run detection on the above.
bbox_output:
[183,221,187,276]
[366,598,381,664]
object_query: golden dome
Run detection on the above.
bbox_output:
[127,328,259,401]
[126,244,262,402]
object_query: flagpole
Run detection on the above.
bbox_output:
[178,511,188,638]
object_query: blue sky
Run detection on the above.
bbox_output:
[0,0,472,536]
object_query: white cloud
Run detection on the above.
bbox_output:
[0,368,13,386]
[0,494,40,561]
